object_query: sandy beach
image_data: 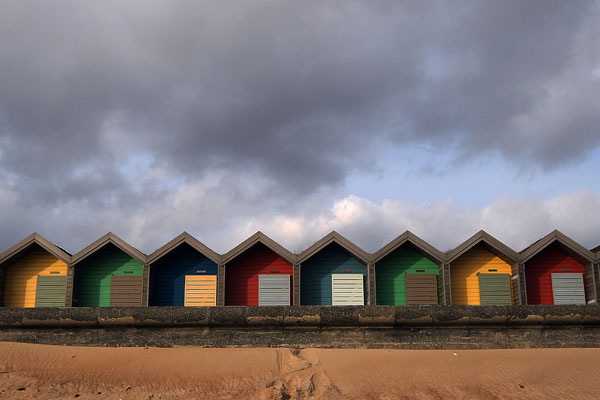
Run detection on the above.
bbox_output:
[0,342,599,399]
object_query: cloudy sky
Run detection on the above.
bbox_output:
[1,1,600,255]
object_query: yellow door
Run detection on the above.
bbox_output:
[184,275,217,306]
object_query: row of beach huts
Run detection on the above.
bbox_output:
[0,229,599,308]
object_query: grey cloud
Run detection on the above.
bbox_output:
[2,1,597,202]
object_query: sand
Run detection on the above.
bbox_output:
[0,343,599,399]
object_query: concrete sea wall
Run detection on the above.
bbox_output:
[1,305,599,349]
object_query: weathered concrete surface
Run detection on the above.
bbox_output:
[1,305,600,348]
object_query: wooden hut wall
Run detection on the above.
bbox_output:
[3,246,68,308]
[73,243,143,307]
[300,242,367,306]
[224,242,293,306]
[449,243,513,305]
[149,243,218,306]
[524,242,588,305]
[375,242,440,305]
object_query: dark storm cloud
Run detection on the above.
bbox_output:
[0,0,599,204]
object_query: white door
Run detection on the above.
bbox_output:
[258,274,290,306]
[551,273,585,305]
[332,274,364,305]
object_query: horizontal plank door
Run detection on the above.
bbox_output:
[405,273,438,305]
[258,274,290,306]
[109,275,143,306]
[35,275,67,307]
[478,273,512,305]
[551,273,586,305]
[184,275,217,306]
[331,273,364,305]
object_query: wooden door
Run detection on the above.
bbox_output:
[551,273,585,305]
[109,275,143,306]
[405,273,438,305]
[478,273,512,305]
[35,275,67,307]
[258,275,290,306]
[184,275,217,306]
[331,274,364,305]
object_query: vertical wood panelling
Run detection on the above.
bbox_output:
[142,264,149,307]
[217,264,225,306]
[225,243,293,306]
[73,244,143,307]
[300,243,366,306]
[449,244,513,305]
[511,263,521,305]
[293,264,300,306]
[525,243,586,305]
[148,244,218,306]
[3,247,68,308]
[375,244,439,305]
[0,266,5,307]
[65,266,74,306]
[368,263,375,305]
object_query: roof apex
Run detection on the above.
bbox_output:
[0,233,71,265]
[446,230,519,264]
[71,232,146,265]
[298,231,370,264]
[147,232,221,265]
[372,231,444,264]
[520,230,594,263]
[222,231,295,264]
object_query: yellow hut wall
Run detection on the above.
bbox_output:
[3,247,68,307]
[449,244,513,305]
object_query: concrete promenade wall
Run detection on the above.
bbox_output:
[1,305,600,349]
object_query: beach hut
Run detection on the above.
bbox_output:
[520,230,596,305]
[445,231,519,305]
[372,231,444,305]
[0,233,70,308]
[70,233,146,307]
[298,231,370,306]
[223,232,295,306]
[147,232,220,307]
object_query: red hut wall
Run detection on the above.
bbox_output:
[525,242,585,305]
[225,243,293,306]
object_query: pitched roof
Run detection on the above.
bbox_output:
[446,230,519,264]
[222,231,295,265]
[0,233,71,266]
[592,245,600,263]
[372,231,444,264]
[520,230,594,264]
[297,231,370,265]
[71,232,147,265]
[147,232,221,265]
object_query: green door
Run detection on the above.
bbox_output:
[478,273,512,305]
[35,275,67,307]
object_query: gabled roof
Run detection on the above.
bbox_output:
[0,233,71,266]
[373,231,444,264]
[520,230,594,264]
[147,232,221,265]
[71,232,146,265]
[446,230,519,264]
[297,231,370,265]
[222,231,295,265]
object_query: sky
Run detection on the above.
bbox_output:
[1,1,600,255]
